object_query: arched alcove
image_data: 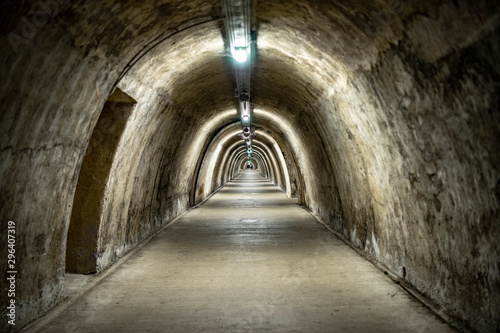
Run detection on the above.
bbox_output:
[66,88,136,274]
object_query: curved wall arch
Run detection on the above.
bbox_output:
[239,158,259,170]
[255,130,292,196]
[230,146,273,182]
[233,150,269,179]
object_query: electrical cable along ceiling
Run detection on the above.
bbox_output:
[223,0,257,164]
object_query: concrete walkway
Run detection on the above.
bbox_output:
[37,170,455,332]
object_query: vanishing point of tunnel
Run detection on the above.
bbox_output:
[0,0,499,332]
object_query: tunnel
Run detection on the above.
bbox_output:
[0,0,499,332]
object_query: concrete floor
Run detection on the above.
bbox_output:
[34,170,455,332]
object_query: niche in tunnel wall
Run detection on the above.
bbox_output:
[65,88,136,274]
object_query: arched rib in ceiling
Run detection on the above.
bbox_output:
[228,144,274,182]
[231,149,269,179]
[1,1,497,330]
[255,130,292,196]
[216,141,268,183]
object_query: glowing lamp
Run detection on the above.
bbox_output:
[232,48,248,63]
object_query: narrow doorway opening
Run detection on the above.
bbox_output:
[65,88,136,274]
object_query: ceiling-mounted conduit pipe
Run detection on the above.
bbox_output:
[240,157,260,170]
[232,148,267,175]
[223,0,257,160]
[233,150,268,179]
[229,147,263,178]
[231,146,272,181]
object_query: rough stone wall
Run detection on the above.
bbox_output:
[0,0,225,328]
[268,131,301,198]
[252,1,500,331]
[95,82,174,271]
[348,33,500,331]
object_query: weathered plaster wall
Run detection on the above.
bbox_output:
[0,0,225,328]
[66,95,135,274]
[251,1,500,331]
[194,122,294,204]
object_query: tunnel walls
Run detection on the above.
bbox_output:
[346,31,500,331]
[305,36,500,331]
[0,33,119,328]
[66,89,136,274]
[251,1,500,331]
[93,80,185,272]
[0,0,230,329]
[193,123,294,205]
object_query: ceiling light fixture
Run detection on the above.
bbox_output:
[224,0,255,158]
[232,47,249,63]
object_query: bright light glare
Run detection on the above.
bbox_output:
[233,49,248,63]
[242,114,250,121]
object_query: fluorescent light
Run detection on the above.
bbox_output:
[233,48,248,63]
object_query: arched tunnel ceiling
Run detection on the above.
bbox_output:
[0,0,499,332]
[120,20,237,115]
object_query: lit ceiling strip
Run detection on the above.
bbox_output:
[223,0,255,160]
